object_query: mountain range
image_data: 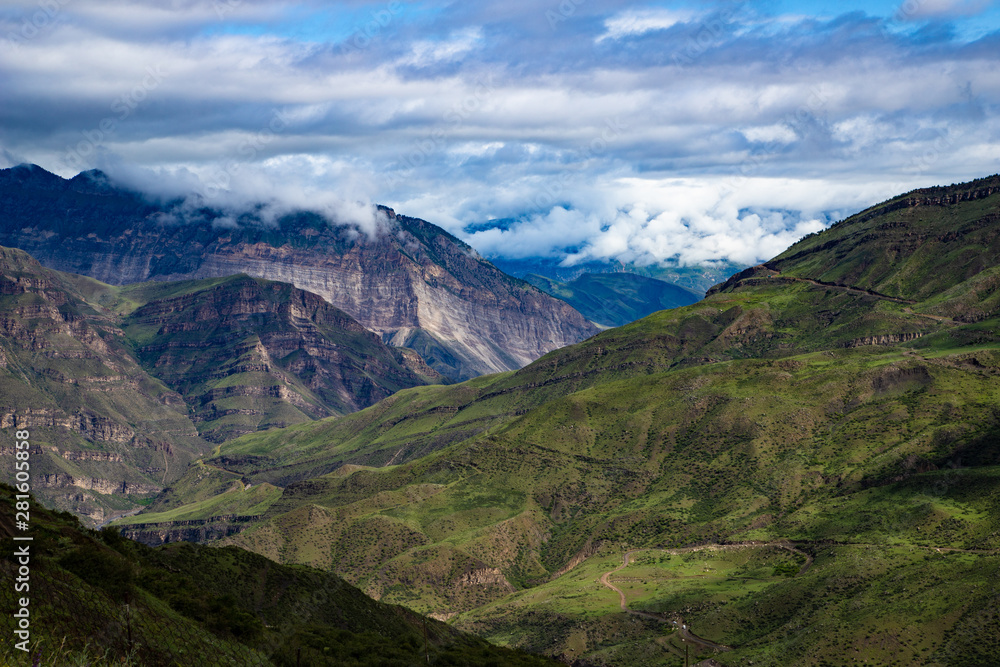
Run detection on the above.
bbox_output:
[101,174,1000,665]
[2,172,1000,665]
[0,247,445,523]
[0,164,598,382]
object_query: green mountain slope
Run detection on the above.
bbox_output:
[523,272,702,327]
[768,174,1000,309]
[116,177,1000,665]
[0,483,557,666]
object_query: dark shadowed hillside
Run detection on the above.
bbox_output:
[0,483,557,666]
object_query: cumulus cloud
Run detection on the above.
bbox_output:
[454,175,900,267]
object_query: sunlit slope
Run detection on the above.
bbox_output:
[198,273,969,485]
[126,175,1000,664]
[769,174,1000,309]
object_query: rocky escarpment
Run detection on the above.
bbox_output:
[119,515,260,546]
[0,165,599,380]
[123,274,438,442]
[0,246,211,524]
[852,182,1000,226]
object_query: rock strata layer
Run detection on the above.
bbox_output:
[0,165,599,380]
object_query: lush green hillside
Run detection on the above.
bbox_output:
[524,272,702,327]
[115,177,1000,665]
[0,483,557,666]
[769,174,1000,309]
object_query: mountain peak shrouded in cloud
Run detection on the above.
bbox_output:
[94,158,393,237]
[1,1,999,269]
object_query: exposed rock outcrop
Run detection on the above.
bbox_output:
[119,515,260,546]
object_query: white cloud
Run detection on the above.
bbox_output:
[2,2,999,271]
[398,27,483,67]
[97,153,391,237]
[456,175,898,267]
[741,124,798,145]
[597,8,694,42]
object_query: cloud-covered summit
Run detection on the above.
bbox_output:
[1,0,998,268]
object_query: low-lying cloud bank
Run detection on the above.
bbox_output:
[95,156,391,237]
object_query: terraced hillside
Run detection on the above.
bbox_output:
[117,176,1000,665]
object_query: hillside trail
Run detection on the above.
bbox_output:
[597,539,993,655]
[786,276,915,304]
[598,546,742,653]
[767,272,959,324]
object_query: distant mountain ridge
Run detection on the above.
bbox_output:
[523,272,702,327]
[0,164,598,381]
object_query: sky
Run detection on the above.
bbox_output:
[1,0,999,268]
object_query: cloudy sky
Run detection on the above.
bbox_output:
[1,0,998,268]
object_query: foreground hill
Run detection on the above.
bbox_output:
[0,164,598,380]
[125,175,1000,665]
[0,248,435,523]
[523,272,702,327]
[0,483,556,666]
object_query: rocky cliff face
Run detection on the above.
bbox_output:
[0,165,598,380]
[0,246,210,524]
[0,245,439,523]
[122,274,438,441]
